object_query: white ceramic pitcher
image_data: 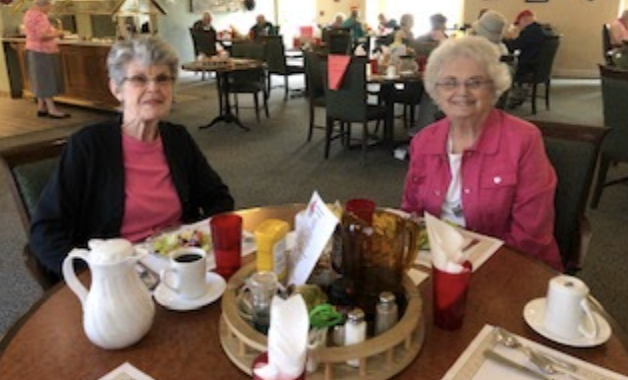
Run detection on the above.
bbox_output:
[62,238,155,349]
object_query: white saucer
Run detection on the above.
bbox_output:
[523,297,612,347]
[154,272,226,311]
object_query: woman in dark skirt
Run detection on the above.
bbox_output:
[23,0,69,118]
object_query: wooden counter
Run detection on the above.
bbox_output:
[2,38,119,111]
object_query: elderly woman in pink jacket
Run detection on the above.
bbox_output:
[401,36,562,270]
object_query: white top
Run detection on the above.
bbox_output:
[441,137,466,227]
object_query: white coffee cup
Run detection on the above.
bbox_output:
[544,275,598,340]
[160,247,207,300]
[386,65,396,79]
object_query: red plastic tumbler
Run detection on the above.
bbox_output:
[209,214,242,280]
[345,198,376,226]
[369,59,379,75]
[432,261,472,330]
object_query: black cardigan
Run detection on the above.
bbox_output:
[29,118,235,277]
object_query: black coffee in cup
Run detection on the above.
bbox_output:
[175,253,203,263]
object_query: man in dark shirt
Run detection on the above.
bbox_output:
[193,12,215,32]
[506,10,547,81]
[250,14,274,40]
[505,10,548,106]
[191,12,218,57]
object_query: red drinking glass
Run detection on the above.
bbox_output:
[369,59,379,75]
[432,261,472,330]
[345,198,376,226]
[209,214,242,280]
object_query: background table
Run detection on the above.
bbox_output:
[181,59,262,131]
[1,204,627,380]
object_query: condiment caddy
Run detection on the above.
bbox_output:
[219,262,425,380]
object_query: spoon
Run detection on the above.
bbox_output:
[493,327,577,372]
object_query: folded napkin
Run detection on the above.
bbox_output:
[425,212,471,273]
[354,45,367,56]
[328,55,351,90]
[254,295,309,380]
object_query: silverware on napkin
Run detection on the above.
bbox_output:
[494,327,577,373]
[484,349,551,380]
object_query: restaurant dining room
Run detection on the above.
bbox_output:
[0,0,628,379]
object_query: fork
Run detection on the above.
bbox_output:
[493,327,577,373]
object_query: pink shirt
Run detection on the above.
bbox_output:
[609,18,628,47]
[402,109,562,270]
[23,8,59,53]
[120,134,182,243]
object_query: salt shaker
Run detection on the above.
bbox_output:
[344,308,366,367]
[375,292,398,335]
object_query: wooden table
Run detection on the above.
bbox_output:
[368,73,423,146]
[181,58,263,131]
[1,204,627,380]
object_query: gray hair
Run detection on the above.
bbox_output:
[400,14,414,29]
[423,36,511,103]
[107,36,179,87]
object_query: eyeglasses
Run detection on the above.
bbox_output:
[123,74,175,88]
[435,78,493,92]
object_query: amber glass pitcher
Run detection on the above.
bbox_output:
[339,209,421,316]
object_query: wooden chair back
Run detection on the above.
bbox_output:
[0,137,66,289]
[531,121,608,272]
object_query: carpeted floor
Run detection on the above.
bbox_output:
[0,74,626,340]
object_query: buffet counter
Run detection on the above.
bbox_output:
[2,37,119,111]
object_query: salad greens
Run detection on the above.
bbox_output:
[152,229,211,256]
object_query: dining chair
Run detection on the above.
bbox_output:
[601,24,614,66]
[264,35,305,101]
[329,30,353,55]
[532,121,608,273]
[514,35,560,115]
[189,28,218,80]
[304,51,327,141]
[0,137,66,289]
[591,65,628,208]
[390,81,424,129]
[229,40,269,123]
[322,56,388,165]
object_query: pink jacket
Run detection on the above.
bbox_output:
[24,8,59,54]
[402,109,562,270]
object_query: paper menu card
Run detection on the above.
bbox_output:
[442,325,627,380]
[97,362,155,380]
[288,191,339,286]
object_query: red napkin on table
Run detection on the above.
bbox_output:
[328,55,351,90]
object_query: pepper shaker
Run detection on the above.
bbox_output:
[375,291,399,335]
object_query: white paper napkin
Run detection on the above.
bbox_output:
[254,295,309,380]
[424,212,470,273]
[354,45,367,56]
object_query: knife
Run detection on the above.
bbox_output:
[484,349,551,380]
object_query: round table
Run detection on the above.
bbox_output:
[1,204,627,379]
